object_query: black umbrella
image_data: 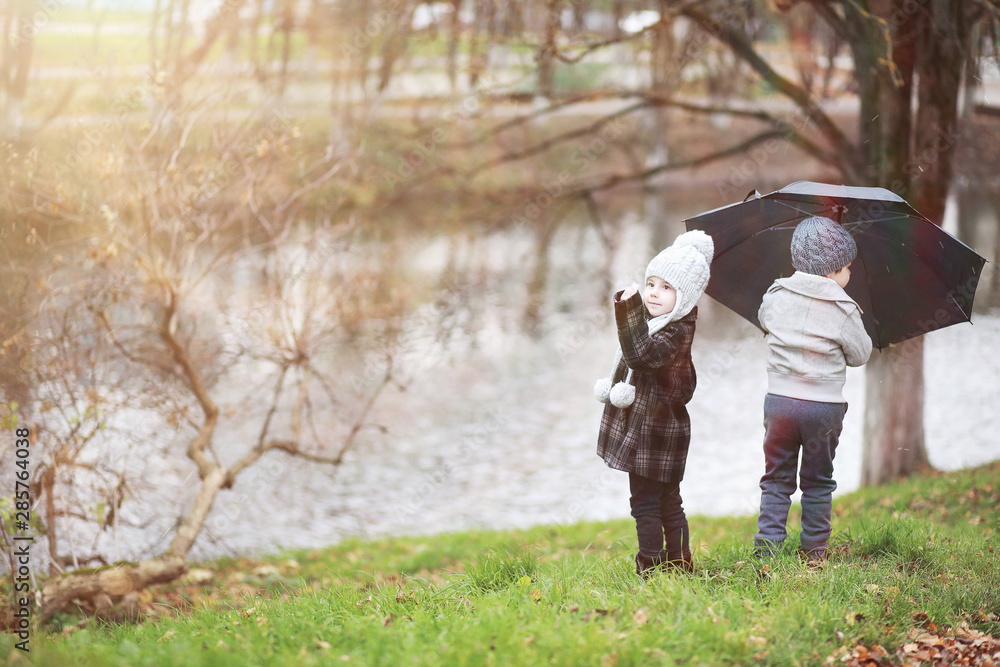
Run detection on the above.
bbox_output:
[683,181,988,349]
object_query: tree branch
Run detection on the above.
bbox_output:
[566,128,790,197]
[466,102,647,180]
[681,6,862,181]
[638,92,841,166]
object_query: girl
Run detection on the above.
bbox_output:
[594,230,713,576]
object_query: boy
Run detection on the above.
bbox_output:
[754,216,872,562]
[594,230,713,577]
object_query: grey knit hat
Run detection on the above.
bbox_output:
[790,216,857,276]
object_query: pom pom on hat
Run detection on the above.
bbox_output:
[671,229,715,265]
[790,216,857,276]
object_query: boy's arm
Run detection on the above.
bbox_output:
[614,291,686,371]
[840,306,873,366]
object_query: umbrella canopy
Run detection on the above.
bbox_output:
[683,181,988,349]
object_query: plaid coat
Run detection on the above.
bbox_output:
[596,292,698,484]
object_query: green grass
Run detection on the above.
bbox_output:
[4,462,999,666]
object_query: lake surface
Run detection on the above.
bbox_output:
[181,191,1000,560]
[37,189,998,566]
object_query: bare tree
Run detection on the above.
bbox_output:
[2,89,403,623]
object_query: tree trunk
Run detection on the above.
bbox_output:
[2,0,36,139]
[536,0,560,99]
[446,0,461,93]
[38,557,188,625]
[858,0,967,485]
[991,190,1000,310]
[862,337,928,484]
[278,0,294,95]
[647,3,674,169]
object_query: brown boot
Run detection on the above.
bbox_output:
[635,551,666,579]
[798,546,827,567]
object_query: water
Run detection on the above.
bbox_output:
[27,191,1000,565]
[186,197,1000,560]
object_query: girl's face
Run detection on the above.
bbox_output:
[644,276,676,317]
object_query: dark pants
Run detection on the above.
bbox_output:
[755,393,847,557]
[629,472,689,560]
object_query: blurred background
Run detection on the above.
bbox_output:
[1,0,999,575]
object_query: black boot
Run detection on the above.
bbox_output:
[665,547,693,573]
[635,551,666,579]
[798,546,827,567]
[664,524,693,573]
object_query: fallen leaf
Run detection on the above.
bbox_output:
[633,609,649,626]
[182,568,215,585]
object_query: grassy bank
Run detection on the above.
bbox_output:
[5,462,999,666]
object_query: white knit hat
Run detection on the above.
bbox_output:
[594,230,713,408]
[644,238,713,322]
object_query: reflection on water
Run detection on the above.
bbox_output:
[185,188,1000,560]
[58,187,997,563]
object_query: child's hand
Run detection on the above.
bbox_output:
[620,283,641,300]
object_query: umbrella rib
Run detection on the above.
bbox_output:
[841,214,913,231]
[947,290,974,321]
[711,211,806,258]
[769,213,913,234]
[772,200,823,219]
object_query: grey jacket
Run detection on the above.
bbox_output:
[758,271,873,403]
